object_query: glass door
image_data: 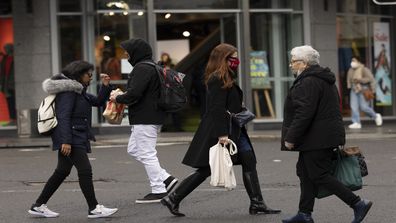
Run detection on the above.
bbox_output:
[155,12,238,131]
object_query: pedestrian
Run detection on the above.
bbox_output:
[161,43,281,217]
[347,56,382,129]
[28,60,118,218]
[109,38,178,203]
[281,45,373,223]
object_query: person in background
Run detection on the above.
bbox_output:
[109,38,178,203]
[161,43,281,217]
[28,61,118,218]
[347,56,382,129]
[281,46,372,223]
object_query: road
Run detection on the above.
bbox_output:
[0,138,395,222]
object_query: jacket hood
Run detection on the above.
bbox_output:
[120,38,152,66]
[42,74,84,94]
[296,65,336,85]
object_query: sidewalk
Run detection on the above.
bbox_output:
[1,123,396,149]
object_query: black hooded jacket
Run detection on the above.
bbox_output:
[281,65,345,151]
[116,38,165,124]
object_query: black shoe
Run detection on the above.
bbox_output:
[282,212,314,223]
[161,195,185,217]
[249,199,281,215]
[352,199,373,223]
[135,193,167,204]
[164,176,178,192]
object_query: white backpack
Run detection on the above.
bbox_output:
[37,94,57,135]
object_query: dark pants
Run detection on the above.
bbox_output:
[296,148,360,213]
[35,149,98,210]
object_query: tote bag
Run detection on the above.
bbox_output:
[209,140,237,190]
[317,149,363,199]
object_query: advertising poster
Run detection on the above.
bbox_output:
[250,51,271,89]
[373,22,392,106]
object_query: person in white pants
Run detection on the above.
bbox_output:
[110,38,178,203]
[128,125,175,201]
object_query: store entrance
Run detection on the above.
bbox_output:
[156,12,238,132]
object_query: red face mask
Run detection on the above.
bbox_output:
[228,57,240,70]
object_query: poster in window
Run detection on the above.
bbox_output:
[373,22,392,106]
[250,51,271,89]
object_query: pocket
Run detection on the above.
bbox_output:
[72,125,87,131]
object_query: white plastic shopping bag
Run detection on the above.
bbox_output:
[209,140,237,190]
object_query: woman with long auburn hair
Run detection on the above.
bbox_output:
[161,43,281,217]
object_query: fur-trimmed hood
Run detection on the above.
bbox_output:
[42,74,84,94]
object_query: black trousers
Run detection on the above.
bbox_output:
[296,148,360,213]
[35,149,98,210]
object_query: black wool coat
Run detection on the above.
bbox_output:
[281,65,345,152]
[182,76,254,168]
[116,38,166,125]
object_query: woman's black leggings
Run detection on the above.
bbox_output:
[35,149,98,210]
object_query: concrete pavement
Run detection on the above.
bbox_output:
[2,122,396,149]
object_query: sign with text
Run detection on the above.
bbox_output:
[250,51,271,89]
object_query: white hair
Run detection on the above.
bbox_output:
[290,45,320,65]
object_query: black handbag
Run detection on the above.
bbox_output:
[227,108,256,127]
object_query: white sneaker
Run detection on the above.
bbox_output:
[87,204,118,218]
[348,123,362,129]
[375,113,383,126]
[28,204,59,218]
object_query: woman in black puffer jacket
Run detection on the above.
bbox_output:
[28,61,118,219]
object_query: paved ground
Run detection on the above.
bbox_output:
[0,135,395,222]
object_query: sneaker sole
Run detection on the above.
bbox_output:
[166,178,178,192]
[28,210,59,218]
[135,199,162,204]
[87,209,118,219]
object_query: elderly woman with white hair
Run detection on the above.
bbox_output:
[281,45,372,223]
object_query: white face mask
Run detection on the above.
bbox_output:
[350,61,359,69]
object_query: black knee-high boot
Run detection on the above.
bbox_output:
[240,151,281,215]
[161,167,210,217]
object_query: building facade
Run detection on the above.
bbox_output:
[0,0,395,136]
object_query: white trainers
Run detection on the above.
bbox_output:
[28,204,59,218]
[375,113,383,126]
[87,204,118,218]
[348,123,362,129]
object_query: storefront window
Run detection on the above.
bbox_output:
[95,12,147,82]
[369,1,395,15]
[0,0,12,15]
[250,13,303,119]
[59,16,83,68]
[250,0,302,10]
[337,16,368,115]
[154,0,238,9]
[336,0,368,13]
[96,0,145,10]
[0,17,15,126]
[58,0,81,12]
[156,12,237,131]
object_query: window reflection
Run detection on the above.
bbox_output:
[59,16,82,68]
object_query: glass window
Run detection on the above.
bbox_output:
[95,12,147,81]
[337,16,368,115]
[58,0,81,12]
[0,0,12,15]
[59,16,82,68]
[154,0,238,9]
[250,13,303,119]
[156,12,237,131]
[249,0,302,10]
[370,17,393,115]
[336,0,368,13]
[0,17,15,126]
[369,1,395,15]
[96,0,145,10]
